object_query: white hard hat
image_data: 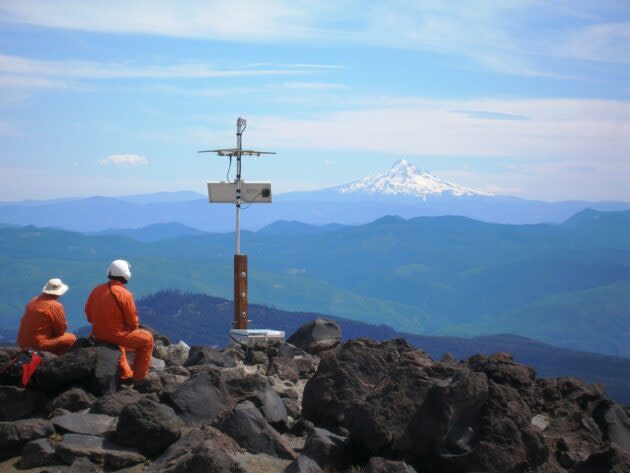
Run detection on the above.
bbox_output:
[42,278,69,296]
[108,259,132,280]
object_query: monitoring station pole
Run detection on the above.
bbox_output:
[199,118,285,345]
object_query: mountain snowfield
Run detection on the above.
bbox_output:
[337,160,491,198]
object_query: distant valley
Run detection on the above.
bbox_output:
[0,207,628,359]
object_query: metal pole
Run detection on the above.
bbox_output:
[235,117,245,255]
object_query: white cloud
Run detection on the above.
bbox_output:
[233,98,630,163]
[0,54,309,80]
[3,1,630,76]
[558,22,630,64]
[99,154,149,167]
[280,81,346,90]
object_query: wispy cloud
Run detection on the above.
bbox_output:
[220,98,630,164]
[0,54,309,80]
[2,1,629,77]
[99,154,149,167]
[280,81,346,90]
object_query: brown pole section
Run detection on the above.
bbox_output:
[233,254,248,329]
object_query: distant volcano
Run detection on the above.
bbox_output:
[336,159,491,199]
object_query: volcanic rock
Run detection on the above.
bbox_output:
[185,345,237,368]
[32,340,120,396]
[115,397,182,456]
[0,385,47,421]
[89,388,144,416]
[56,433,145,469]
[0,418,53,459]
[302,427,351,468]
[166,372,232,426]
[215,401,296,459]
[287,318,341,355]
[52,412,116,436]
[284,455,323,473]
[51,386,97,412]
[365,457,418,473]
[19,438,57,468]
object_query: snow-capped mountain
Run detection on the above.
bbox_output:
[337,160,491,199]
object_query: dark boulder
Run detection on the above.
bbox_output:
[303,339,552,473]
[19,438,57,468]
[148,428,205,472]
[287,319,341,355]
[284,455,323,473]
[397,369,488,463]
[0,385,47,421]
[166,373,232,426]
[215,401,296,459]
[115,398,182,457]
[226,373,288,428]
[365,457,418,473]
[51,387,97,412]
[185,345,237,368]
[56,433,145,469]
[303,338,434,453]
[89,388,144,416]
[0,418,53,459]
[32,341,120,397]
[52,412,116,437]
[302,427,351,469]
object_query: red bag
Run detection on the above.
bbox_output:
[0,350,43,387]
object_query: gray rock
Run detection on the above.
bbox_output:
[225,374,288,428]
[67,456,104,472]
[148,428,204,472]
[154,340,191,367]
[302,427,350,468]
[166,373,232,426]
[127,351,166,371]
[19,438,57,468]
[89,388,144,416]
[185,345,237,368]
[283,398,300,419]
[365,457,418,473]
[0,418,54,459]
[600,403,630,452]
[0,386,47,421]
[287,319,341,355]
[215,401,296,460]
[52,412,116,437]
[188,444,247,473]
[116,398,182,457]
[133,370,164,394]
[284,455,323,473]
[51,387,96,412]
[56,433,145,469]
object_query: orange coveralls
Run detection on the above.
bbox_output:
[17,294,77,355]
[84,281,153,381]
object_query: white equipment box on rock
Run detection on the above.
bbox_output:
[229,329,285,347]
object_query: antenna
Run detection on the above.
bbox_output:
[198,118,284,346]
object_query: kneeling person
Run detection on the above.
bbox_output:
[18,278,77,355]
[85,260,153,382]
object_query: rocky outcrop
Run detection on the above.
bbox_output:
[287,318,341,355]
[0,321,628,473]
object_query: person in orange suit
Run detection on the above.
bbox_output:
[17,278,77,355]
[84,260,153,382]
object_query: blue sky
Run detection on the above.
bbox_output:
[0,1,629,201]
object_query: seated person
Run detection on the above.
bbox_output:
[84,260,153,382]
[17,278,77,355]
